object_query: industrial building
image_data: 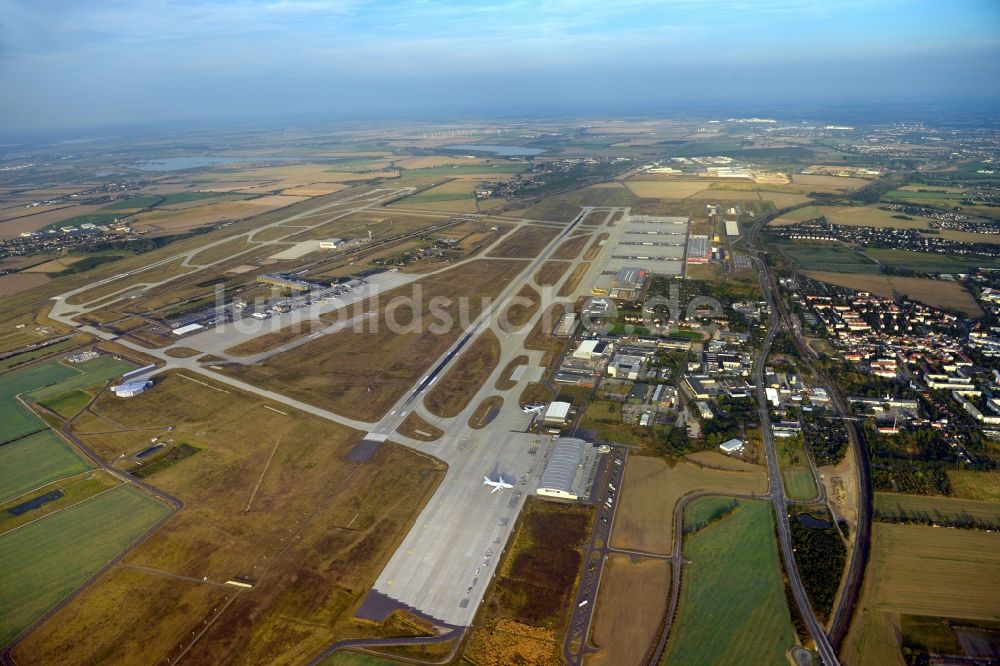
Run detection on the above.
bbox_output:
[686,235,711,264]
[725,219,740,236]
[172,323,205,336]
[112,380,152,398]
[609,267,647,301]
[719,438,746,454]
[543,401,572,426]
[553,313,579,338]
[535,437,603,501]
[319,238,346,249]
[603,214,690,277]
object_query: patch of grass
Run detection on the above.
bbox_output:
[770,239,881,274]
[495,355,529,391]
[424,329,501,418]
[488,225,560,259]
[557,262,590,297]
[38,389,91,419]
[661,499,797,665]
[776,437,818,501]
[863,248,1000,273]
[682,495,740,534]
[499,285,541,332]
[534,261,570,286]
[0,430,91,503]
[874,492,1000,529]
[0,361,79,444]
[127,442,201,479]
[0,484,171,646]
[946,469,1000,502]
[0,470,119,534]
[900,615,962,656]
[469,396,504,429]
[396,412,443,441]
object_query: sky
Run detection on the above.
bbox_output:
[1,0,998,131]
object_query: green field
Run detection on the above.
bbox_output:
[0,484,170,646]
[24,356,133,403]
[0,338,80,372]
[777,437,819,501]
[682,495,739,534]
[883,189,965,206]
[875,492,1000,529]
[662,498,797,665]
[0,430,90,503]
[771,240,881,274]
[862,248,1000,272]
[946,469,1000,502]
[0,362,79,444]
[39,390,91,419]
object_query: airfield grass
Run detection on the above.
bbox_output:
[224,259,527,421]
[487,225,560,259]
[396,411,443,441]
[946,469,1000,502]
[802,271,983,318]
[469,396,505,430]
[17,371,446,664]
[499,285,541,332]
[611,456,766,555]
[534,260,570,286]
[0,484,171,647]
[495,355,529,391]
[580,400,660,448]
[507,186,639,224]
[660,498,797,666]
[875,492,1000,528]
[551,233,590,260]
[623,179,709,199]
[0,337,86,374]
[0,430,91,503]
[524,303,571,371]
[557,262,590,297]
[843,524,1000,666]
[223,319,323,356]
[588,554,670,666]
[423,328,501,418]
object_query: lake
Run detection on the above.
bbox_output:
[442,144,544,156]
[128,156,296,171]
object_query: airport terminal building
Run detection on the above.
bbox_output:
[536,437,605,501]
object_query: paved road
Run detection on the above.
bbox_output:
[747,214,841,666]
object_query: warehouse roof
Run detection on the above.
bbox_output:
[538,437,587,497]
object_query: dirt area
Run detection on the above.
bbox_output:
[611,456,767,555]
[488,225,561,259]
[22,257,86,273]
[423,329,501,418]
[818,453,859,537]
[535,261,571,286]
[588,554,670,666]
[396,411,444,441]
[803,271,983,318]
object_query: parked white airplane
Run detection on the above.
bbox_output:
[521,403,545,414]
[483,475,514,493]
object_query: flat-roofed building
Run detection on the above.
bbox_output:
[543,401,572,425]
[536,437,602,501]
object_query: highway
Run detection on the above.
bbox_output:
[746,212,841,665]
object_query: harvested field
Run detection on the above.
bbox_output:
[557,262,590,297]
[768,205,822,226]
[611,456,766,555]
[499,285,541,332]
[792,174,871,190]
[0,273,49,297]
[623,180,709,199]
[495,355,529,391]
[689,189,761,201]
[423,329,501,418]
[584,233,609,260]
[0,204,106,239]
[946,469,1000,502]
[131,197,305,232]
[224,259,527,421]
[756,191,812,208]
[843,524,1000,666]
[824,205,931,230]
[662,499,797,665]
[589,554,670,666]
[551,234,590,260]
[22,257,86,273]
[488,225,560,259]
[534,261,570,286]
[223,319,322,356]
[802,272,983,317]
[396,412,443,441]
[15,371,445,664]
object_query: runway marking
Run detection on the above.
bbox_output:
[178,374,230,393]
[263,405,287,415]
[245,435,283,513]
